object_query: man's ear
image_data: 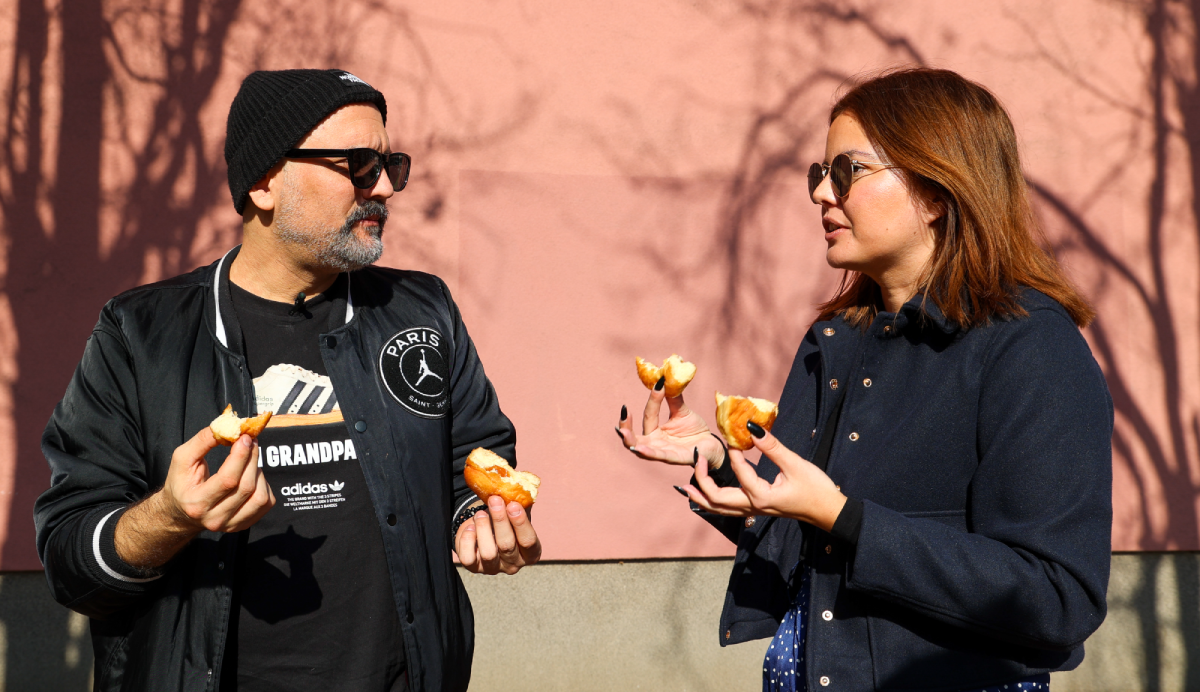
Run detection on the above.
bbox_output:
[245,161,285,213]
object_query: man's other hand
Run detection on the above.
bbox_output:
[115,427,276,569]
[454,496,541,575]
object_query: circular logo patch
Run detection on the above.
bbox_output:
[380,327,450,419]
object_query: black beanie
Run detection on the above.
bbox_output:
[224,69,388,214]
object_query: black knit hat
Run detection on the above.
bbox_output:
[224,69,388,214]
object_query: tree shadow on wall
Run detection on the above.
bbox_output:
[599,0,1200,688]
[1019,0,1200,687]
[1,1,250,689]
[0,0,537,689]
[589,0,927,390]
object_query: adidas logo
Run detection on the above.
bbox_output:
[339,72,369,87]
[330,480,345,491]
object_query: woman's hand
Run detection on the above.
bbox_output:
[616,377,726,468]
[679,423,848,532]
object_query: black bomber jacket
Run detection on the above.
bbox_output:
[34,248,516,692]
[703,291,1114,692]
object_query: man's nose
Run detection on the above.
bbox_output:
[362,168,395,201]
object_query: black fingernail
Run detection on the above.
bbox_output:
[615,426,624,440]
[746,421,766,438]
[693,447,699,465]
[621,405,628,421]
[654,376,665,391]
[673,485,689,497]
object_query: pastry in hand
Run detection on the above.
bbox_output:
[714,392,778,450]
[464,448,541,509]
[209,404,272,445]
[635,354,697,398]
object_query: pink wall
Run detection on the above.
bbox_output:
[1,0,1198,568]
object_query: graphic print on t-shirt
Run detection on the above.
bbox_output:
[253,364,356,516]
[258,423,358,514]
[254,363,340,416]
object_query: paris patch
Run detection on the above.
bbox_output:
[379,327,450,419]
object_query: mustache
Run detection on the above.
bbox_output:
[342,201,389,233]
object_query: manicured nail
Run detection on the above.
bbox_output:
[621,405,628,421]
[746,421,766,439]
[693,447,699,465]
[615,426,624,440]
[654,376,665,391]
[673,485,689,497]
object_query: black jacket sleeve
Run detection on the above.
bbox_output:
[844,307,1114,650]
[34,306,166,619]
[437,279,519,528]
[690,439,751,544]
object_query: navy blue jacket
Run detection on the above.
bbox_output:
[34,251,516,692]
[709,291,1113,692]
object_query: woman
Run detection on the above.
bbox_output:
[617,68,1112,692]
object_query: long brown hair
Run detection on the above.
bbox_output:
[815,68,1094,329]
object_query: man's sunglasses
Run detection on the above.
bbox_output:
[285,148,412,191]
[807,153,896,202]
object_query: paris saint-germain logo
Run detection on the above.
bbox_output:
[379,327,450,419]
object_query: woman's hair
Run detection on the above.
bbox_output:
[815,67,1094,329]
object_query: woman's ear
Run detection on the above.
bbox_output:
[920,192,947,228]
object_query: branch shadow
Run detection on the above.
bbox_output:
[595,0,1200,686]
[0,0,539,689]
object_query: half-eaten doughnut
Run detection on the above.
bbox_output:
[635,354,697,398]
[209,404,272,445]
[464,448,541,509]
[714,392,778,451]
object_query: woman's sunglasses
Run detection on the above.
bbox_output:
[285,148,412,191]
[807,153,896,202]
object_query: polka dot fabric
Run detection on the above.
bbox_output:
[970,676,1050,691]
[761,565,1052,692]
[763,568,809,692]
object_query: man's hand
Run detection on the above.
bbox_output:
[455,495,541,575]
[115,427,276,569]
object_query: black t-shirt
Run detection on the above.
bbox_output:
[226,279,406,692]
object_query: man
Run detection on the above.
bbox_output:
[34,69,539,692]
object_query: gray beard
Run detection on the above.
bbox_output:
[275,200,388,272]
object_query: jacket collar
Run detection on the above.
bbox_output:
[210,245,356,350]
[893,294,959,335]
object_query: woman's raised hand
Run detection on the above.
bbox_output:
[616,377,726,467]
[680,423,848,532]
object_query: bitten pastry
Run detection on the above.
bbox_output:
[464,448,541,509]
[714,392,778,451]
[635,354,697,398]
[209,404,273,445]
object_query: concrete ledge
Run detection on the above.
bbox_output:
[0,571,93,691]
[1052,552,1200,691]
[1,553,1198,691]
[460,558,763,691]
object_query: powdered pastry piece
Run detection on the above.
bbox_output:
[209,404,273,445]
[634,354,697,398]
[464,448,541,509]
[714,392,778,451]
